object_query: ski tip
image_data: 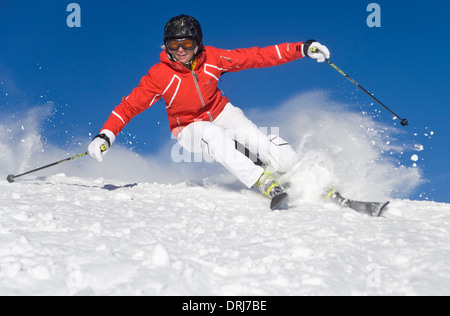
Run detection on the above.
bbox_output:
[373,201,390,217]
[271,192,289,211]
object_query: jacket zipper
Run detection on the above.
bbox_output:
[191,71,214,122]
[191,71,206,108]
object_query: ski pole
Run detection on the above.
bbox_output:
[311,47,409,126]
[6,145,107,183]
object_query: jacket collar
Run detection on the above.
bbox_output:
[160,49,206,73]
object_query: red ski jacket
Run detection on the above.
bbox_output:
[101,42,305,137]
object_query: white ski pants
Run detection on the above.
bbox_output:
[177,103,298,188]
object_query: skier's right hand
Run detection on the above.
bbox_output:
[88,130,115,162]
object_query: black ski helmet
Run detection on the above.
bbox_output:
[163,15,203,47]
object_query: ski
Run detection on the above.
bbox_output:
[271,192,289,210]
[326,190,390,217]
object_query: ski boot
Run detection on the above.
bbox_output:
[256,170,288,210]
[323,187,339,201]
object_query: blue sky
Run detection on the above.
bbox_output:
[1,0,449,202]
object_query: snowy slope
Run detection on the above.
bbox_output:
[1,91,447,296]
[1,174,450,296]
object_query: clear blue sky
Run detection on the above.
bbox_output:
[1,0,449,202]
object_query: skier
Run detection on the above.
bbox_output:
[88,14,330,209]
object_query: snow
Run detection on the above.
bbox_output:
[1,174,450,296]
[1,91,449,296]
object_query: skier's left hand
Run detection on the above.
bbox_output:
[303,40,330,63]
[88,130,115,162]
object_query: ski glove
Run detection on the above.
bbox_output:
[303,40,330,63]
[88,130,115,162]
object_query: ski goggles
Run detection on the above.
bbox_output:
[166,38,198,51]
